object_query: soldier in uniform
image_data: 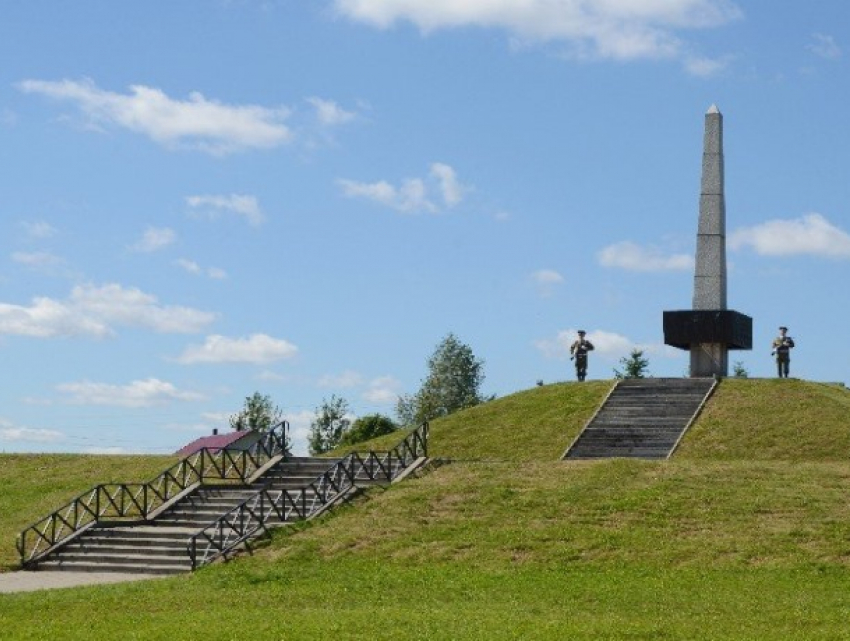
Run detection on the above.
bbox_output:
[771,326,795,378]
[570,330,595,382]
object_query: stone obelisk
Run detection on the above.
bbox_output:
[662,105,751,377]
[691,104,728,376]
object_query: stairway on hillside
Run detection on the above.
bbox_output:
[563,378,716,460]
[34,457,338,575]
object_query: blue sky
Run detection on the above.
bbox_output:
[2,1,849,456]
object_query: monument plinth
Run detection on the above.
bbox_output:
[663,105,752,377]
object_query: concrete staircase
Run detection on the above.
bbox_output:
[563,378,716,460]
[34,457,338,575]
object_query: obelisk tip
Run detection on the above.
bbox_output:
[707,104,720,115]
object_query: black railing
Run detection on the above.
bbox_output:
[17,422,289,567]
[188,421,429,569]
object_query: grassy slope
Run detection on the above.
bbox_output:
[0,454,176,570]
[3,379,850,639]
[337,380,611,461]
[677,378,850,460]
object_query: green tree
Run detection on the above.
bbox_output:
[395,394,418,428]
[308,395,351,455]
[397,333,486,426]
[340,414,398,447]
[732,361,749,378]
[614,349,650,379]
[229,392,283,433]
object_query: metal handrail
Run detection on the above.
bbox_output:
[17,422,289,567]
[188,421,429,569]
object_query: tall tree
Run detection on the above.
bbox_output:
[229,392,283,433]
[308,395,351,455]
[397,333,486,425]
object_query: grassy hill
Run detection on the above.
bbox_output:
[2,379,850,640]
[0,454,177,571]
[335,379,611,461]
[344,377,850,462]
[677,378,850,460]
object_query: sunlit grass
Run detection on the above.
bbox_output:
[3,379,850,639]
[0,454,176,570]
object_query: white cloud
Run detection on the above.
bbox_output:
[597,240,694,272]
[333,0,742,63]
[0,283,216,338]
[338,177,435,213]
[0,295,107,337]
[0,419,65,443]
[201,411,234,425]
[11,251,64,268]
[363,376,403,404]
[20,221,58,238]
[56,378,206,407]
[175,258,227,280]
[69,283,216,333]
[808,33,841,59]
[177,333,299,364]
[319,370,365,388]
[531,269,565,297]
[535,328,634,360]
[535,329,681,368]
[683,53,733,77]
[283,409,315,456]
[338,162,467,213]
[306,97,356,126]
[532,269,564,285]
[18,78,292,155]
[729,213,850,259]
[175,258,202,275]
[430,162,465,207]
[130,227,176,253]
[186,194,265,226]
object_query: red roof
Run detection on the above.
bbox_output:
[175,431,252,457]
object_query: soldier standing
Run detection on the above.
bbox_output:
[570,330,595,382]
[771,326,795,378]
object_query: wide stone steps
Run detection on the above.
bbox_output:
[590,416,695,424]
[36,526,195,575]
[153,485,269,528]
[36,559,190,576]
[564,378,715,460]
[35,457,343,575]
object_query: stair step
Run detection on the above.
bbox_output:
[32,454,398,574]
[63,541,186,556]
[36,559,189,575]
[48,550,190,565]
[564,379,713,460]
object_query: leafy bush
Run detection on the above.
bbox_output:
[340,414,398,447]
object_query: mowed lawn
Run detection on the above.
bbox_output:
[3,379,850,640]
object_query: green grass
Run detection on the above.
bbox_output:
[3,559,850,640]
[0,454,176,570]
[335,380,611,461]
[3,379,850,639]
[677,378,850,460]
[267,459,850,569]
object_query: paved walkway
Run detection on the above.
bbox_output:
[0,571,162,594]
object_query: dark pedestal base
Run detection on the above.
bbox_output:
[663,310,752,377]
